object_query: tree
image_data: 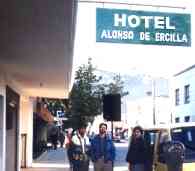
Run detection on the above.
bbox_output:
[105,74,129,97]
[68,58,103,126]
[67,59,129,128]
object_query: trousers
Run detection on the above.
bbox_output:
[94,158,113,171]
[72,160,89,171]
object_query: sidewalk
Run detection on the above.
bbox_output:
[22,142,129,171]
[21,164,94,171]
[26,147,94,171]
[22,168,68,171]
[21,165,128,171]
[22,166,128,171]
[21,166,94,171]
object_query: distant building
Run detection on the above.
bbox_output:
[173,64,195,123]
[95,69,171,127]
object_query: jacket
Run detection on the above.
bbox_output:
[91,134,115,162]
[126,137,148,164]
[71,133,91,165]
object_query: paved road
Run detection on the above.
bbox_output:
[34,147,68,164]
[22,168,70,171]
[33,142,129,170]
[114,142,128,167]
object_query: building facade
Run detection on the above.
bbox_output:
[173,65,195,123]
[0,1,77,171]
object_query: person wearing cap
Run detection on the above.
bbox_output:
[91,123,116,171]
[126,126,148,171]
[71,123,91,171]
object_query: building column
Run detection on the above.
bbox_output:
[0,86,6,171]
[20,96,34,168]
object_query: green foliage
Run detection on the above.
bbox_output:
[68,58,102,125]
[104,74,129,97]
[68,58,129,127]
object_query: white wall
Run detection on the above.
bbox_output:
[155,97,172,124]
[19,96,34,167]
[126,96,171,127]
[173,67,195,122]
[0,74,6,171]
[0,72,34,171]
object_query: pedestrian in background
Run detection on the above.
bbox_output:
[50,125,59,150]
[91,123,115,171]
[65,129,76,170]
[71,123,91,171]
[59,130,65,148]
[126,126,147,171]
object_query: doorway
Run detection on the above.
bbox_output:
[6,86,20,171]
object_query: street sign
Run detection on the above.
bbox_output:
[96,8,191,46]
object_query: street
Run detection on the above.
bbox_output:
[33,141,129,170]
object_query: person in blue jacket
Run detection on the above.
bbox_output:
[91,123,115,171]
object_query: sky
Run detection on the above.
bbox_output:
[73,0,195,78]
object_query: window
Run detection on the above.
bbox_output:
[185,116,190,122]
[175,89,180,105]
[175,117,180,123]
[184,85,190,104]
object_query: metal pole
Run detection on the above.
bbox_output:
[152,79,156,125]
[111,121,113,140]
[111,121,114,171]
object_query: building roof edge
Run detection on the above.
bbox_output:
[174,64,195,77]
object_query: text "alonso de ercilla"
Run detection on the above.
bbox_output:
[100,14,188,43]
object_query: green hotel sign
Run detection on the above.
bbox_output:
[96,8,191,46]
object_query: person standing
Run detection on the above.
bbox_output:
[65,129,74,170]
[91,123,115,171]
[50,125,59,150]
[71,124,91,171]
[126,126,148,171]
[59,130,65,148]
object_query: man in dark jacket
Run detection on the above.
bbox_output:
[91,123,115,171]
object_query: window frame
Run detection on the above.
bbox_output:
[175,88,180,106]
[184,116,190,122]
[175,117,180,123]
[184,84,190,104]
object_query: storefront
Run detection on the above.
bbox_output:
[0,0,77,171]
